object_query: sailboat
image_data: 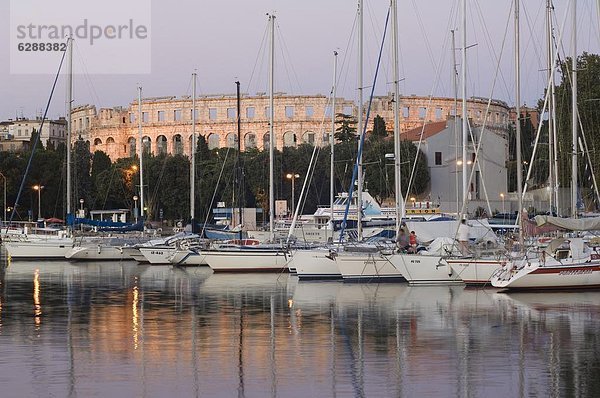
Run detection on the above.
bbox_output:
[491,1,600,290]
[4,38,75,260]
[202,20,290,272]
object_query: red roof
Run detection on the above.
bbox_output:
[402,121,447,141]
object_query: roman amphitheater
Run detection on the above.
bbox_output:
[71,94,511,160]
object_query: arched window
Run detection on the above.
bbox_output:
[156,135,167,155]
[93,138,102,146]
[283,131,296,147]
[128,137,136,157]
[244,132,257,149]
[226,133,238,148]
[263,133,270,150]
[302,131,315,145]
[106,137,115,144]
[173,134,183,155]
[208,133,220,150]
[142,136,151,155]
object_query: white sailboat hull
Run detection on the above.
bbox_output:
[169,249,208,266]
[446,258,504,285]
[390,253,462,285]
[138,247,177,264]
[335,251,403,281]
[121,247,147,262]
[65,245,127,261]
[203,249,290,272]
[292,248,341,279]
[4,238,73,260]
[492,260,600,290]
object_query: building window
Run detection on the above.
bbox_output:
[173,135,183,155]
[130,113,135,123]
[435,151,442,166]
[174,109,182,121]
[285,106,294,118]
[418,107,426,119]
[435,108,443,120]
[158,111,165,122]
[402,107,409,118]
[227,108,236,120]
[306,106,314,117]
[265,106,271,117]
[325,106,332,117]
[142,112,149,123]
[208,133,220,150]
[246,107,255,119]
[343,106,353,116]
[209,108,217,120]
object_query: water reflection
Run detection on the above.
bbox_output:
[0,261,597,397]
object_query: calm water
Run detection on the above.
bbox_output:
[0,256,599,397]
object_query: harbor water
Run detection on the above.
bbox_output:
[0,256,599,397]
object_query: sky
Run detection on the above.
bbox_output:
[1,0,599,121]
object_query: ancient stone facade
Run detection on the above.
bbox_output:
[71,94,511,160]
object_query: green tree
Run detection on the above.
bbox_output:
[369,114,388,141]
[334,113,358,143]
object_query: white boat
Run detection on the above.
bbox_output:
[4,237,73,260]
[446,257,505,285]
[292,247,341,279]
[389,238,463,285]
[203,246,290,272]
[491,238,600,290]
[138,245,180,265]
[334,245,404,282]
[65,243,126,261]
[168,247,209,266]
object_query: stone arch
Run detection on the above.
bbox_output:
[226,133,238,148]
[142,136,152,154]
[244,132,257,149]
[283,131,296,147]
[173,134,183,155]
[208,133,220,150]
[156,135,167,155]
[128,137,136,157]
[302,131,316,145]
[262,133,270,150]
[106,136,115,144]
[93,138,102,146]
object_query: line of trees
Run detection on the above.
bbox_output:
[0,114,430,223]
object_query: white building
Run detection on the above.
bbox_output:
[6,118,67,149]
[403,117,509,215]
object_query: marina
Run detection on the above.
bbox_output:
[0,253,598,397]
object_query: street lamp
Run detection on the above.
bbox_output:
[0,172,6,223]
[286,173,300,215]
[133,195,139,222]
[500,192,505,214]
[32,184,44,220]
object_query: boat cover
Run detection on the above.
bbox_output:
[535,215,600,231]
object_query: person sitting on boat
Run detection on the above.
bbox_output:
[409,231,417,253]
[396,229,410,252]
[457,219,470,255]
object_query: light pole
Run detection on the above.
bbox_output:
[133,195,139,222]
[79,198,84,215]
[32,185,44,220]
[500,193,505,214]
[0,172,6,223]
[286,173,300,215]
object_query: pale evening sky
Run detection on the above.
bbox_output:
[1,0,599,121]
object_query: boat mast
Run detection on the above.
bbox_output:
[330,51,338,235]
[66,37,73,221]
[357,0,364,240]
[550,3,560,214]
[546,0,555,214]
[571,0,578,218]
[515,0,524,248]
[451,29,460,215]
[138,86,144,221]
[268,14,275,241]
[236,80,243,240]
[391,0,403,232]
[191,72,197,228]
[461,0,468,211]
[190,72,198,227]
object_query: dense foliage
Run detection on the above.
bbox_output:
[0,126,429,223]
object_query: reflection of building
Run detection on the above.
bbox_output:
[71,94,511,160]
[403,117,508,213]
